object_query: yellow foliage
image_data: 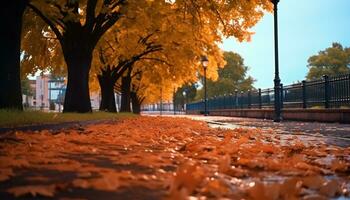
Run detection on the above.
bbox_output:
[22,0,272,104]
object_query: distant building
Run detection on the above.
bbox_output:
[35,75,50,110]
[23,74,114,111]
[90,92,101,110]
[22,79,36,108]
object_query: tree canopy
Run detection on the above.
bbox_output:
[195,51,254,100]
[15,0,273,112]
[306,43,350,80]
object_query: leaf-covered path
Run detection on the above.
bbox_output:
[0,117,349,199]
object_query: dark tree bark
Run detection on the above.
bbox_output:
[28,0,124,113]
[62,44,93,112]
[97,68,117,112]
[95,31,163,113]
[96,47,133,112]
[130,91,143,114]
[120,71,132,113]
[59,26,95,113]
[0,1,28,110]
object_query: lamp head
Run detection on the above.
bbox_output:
[200,56,209,68]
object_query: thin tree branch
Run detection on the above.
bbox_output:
[28,3,64,43]
[208,0,227,33]
[139,57,173,66]
[85,0,98,31]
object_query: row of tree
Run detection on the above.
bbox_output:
[1,0,273,113]
[177,43,350,107]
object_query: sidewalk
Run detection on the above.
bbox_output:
[1,116,349,199]
[143,113,350,147]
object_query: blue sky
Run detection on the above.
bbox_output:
[220,0,350,89]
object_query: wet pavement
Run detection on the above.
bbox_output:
[143,113,350,147]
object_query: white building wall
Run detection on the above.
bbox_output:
[90,92,101,110]
[35,75,50,109]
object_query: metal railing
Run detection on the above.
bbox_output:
[187,73,350,111]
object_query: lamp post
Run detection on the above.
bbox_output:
[272,0,282,122]
[201,56,209,116]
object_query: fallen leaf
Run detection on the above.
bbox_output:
[302,175,326,190]
[7,184,56,197]
[248,182,280,200]
[331,159,348,172]
[320,179,341,197]
[0,168,14,182]
[202,179,229,197]
[302,194,328,200]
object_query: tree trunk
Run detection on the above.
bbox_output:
[98,73,117,112]
[131,92,141,114]
[0,1,28,110]
[62,49,93,113]
[120,76,131,112]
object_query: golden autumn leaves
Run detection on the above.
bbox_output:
[22,0,274,105]
[0,117,349,199]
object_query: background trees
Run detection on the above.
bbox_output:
[195,51,254,100]
[306,43,350,80]
[174,85,197,111]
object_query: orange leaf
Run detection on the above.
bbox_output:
[7,184,56,197]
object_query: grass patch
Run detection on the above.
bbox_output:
[0,110,136,128]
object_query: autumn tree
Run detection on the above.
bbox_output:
[132,0,272,106]
[21,10,66,78]
[195,51,255,100]
[27,0,125,112]
[306,43,350,80]
[94,32,163,112]
[93,0,226,113]
[0,1,29,110]
[130,71,145,114]
[21,0,271,113]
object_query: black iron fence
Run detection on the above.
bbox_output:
[187,74,350,111]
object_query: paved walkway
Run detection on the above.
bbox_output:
[1,115,349,199]
[143,113,350,147]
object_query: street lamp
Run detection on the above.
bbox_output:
[272,0,282,122]
[201,56,209,116]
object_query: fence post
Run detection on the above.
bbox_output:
[248,90,251,108]
[302,80,307,108]
[234,90,238,109]
[258,88,262,109]
[240,91,244,109]
[212,97,215,110]
[348,74,350,105]
[323,75,330,108]
[223,94,226,109]
[267,89,270,106]
[280,84,283,110]
[280,83,284,109]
